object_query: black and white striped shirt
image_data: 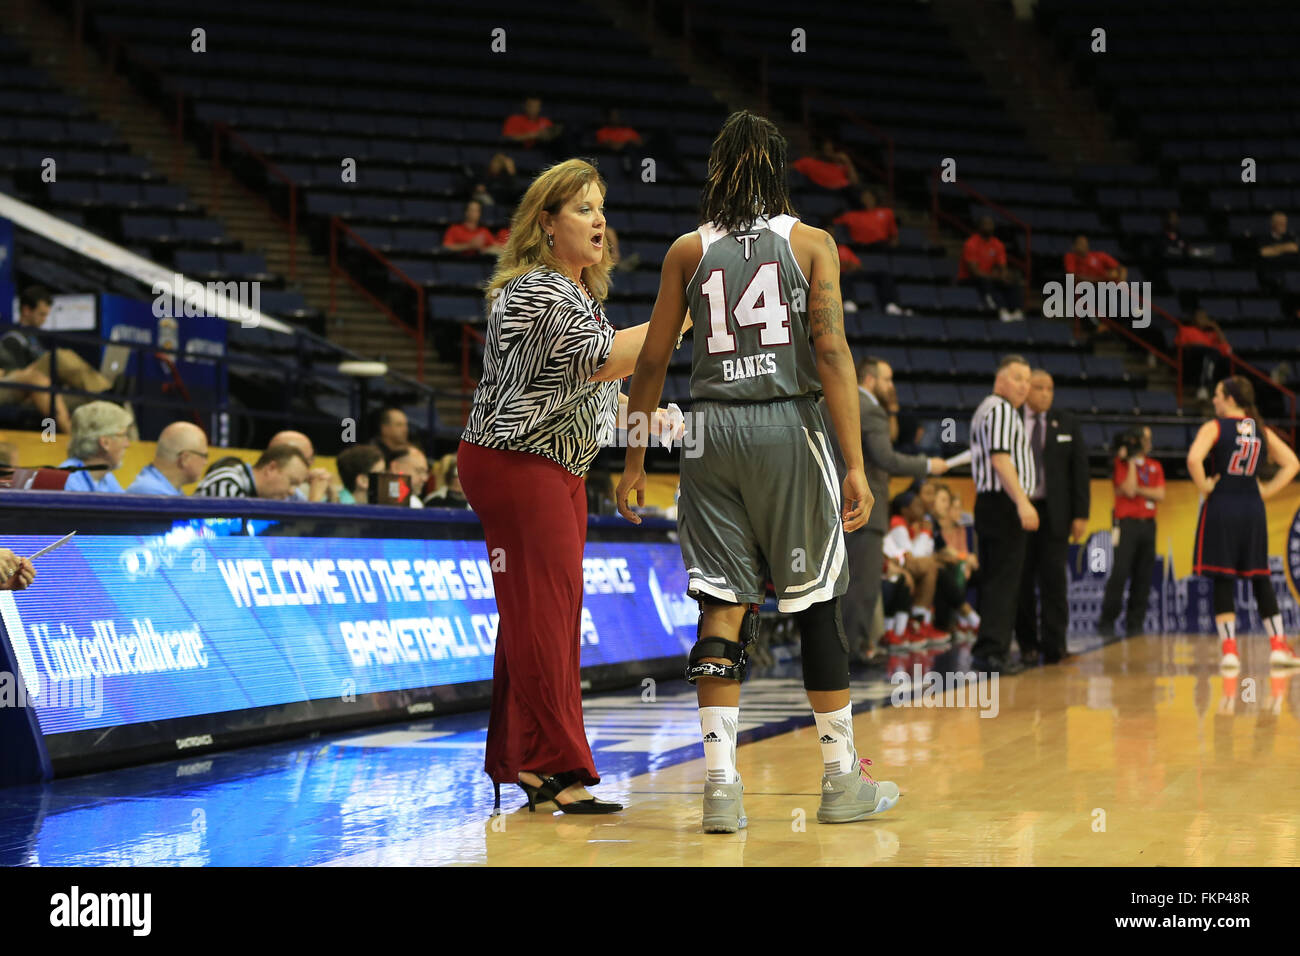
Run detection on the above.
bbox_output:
[195,457,257,498]
[461,268,618,477]
[970,393,1036,497]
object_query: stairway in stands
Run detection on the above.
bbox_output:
[14,0,463,402]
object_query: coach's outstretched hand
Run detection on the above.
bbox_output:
[841,468,873,533]
[0,548,35,591]
[616,467,646,524]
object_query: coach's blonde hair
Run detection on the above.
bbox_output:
[68,400,134,461]
[486,158,614,303]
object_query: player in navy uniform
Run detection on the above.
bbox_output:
[1187,376,1300,668]
[615,111,900,832]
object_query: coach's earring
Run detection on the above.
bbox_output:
[546,233,554,247]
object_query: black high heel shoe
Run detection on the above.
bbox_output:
[525,770,623,814]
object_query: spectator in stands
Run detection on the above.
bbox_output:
[960,217,1023,321]
[928,482,981,643]
[882,490,946,645]
[335,444,385,504]
[389,444,430,508]
[834,187,898,248]
[0,286,99,431]
[1256,211,1298,294]
[950,490,974,528]
[126,421,209,494]
[594,108,643,152]
[1065,234,1127,283]
[831,188,905,314]
[467,153,525,210]
[195,444,308,499]
[1176,308,1233,400]
[502,95,564,152]
[58,400,134,493]
[1153,209,1188,261]
[267,430,333,502]
[443,200,502,257]
[370,406,409,463]
[425,457,470,509]
[791,137,860,192]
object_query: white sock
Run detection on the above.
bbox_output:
[1216,619,1236,642]
[912,606,932,624]
[700,706,739,784]
[1264,614,1284,639]
[813,703,856,776]
[892,611,909,633]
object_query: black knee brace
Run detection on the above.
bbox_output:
[797,597,850,692]
[1252,575,1279,619]
[686,598,759,683]
[1214,576,1235,616]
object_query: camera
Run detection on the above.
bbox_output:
[1111,428,1145,459]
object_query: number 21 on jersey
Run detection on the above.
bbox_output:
[1228,433,1261,476]
[699,264,792,353]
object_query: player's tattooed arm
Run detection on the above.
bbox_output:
[809,277,843,341]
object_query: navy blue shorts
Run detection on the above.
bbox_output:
[1193,490,1269,577]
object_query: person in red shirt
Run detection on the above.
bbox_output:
[443,200,500,255]
[502,96,564,150]
[833,188,898,247]
[828,189,905,315]
[594,108,642,150]
[791,137,859,192]
[1176,308,1233,399]
[1097,426,1164,638]
[1063,234,1127,282]
[959,216,1023,321]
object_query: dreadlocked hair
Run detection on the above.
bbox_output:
[699,111,796,233]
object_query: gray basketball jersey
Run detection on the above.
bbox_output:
[685,214,821,402]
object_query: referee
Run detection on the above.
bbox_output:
[969,355,1038,675]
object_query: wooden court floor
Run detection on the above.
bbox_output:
[333,635,1300,866]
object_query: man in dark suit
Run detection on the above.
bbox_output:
[1015,369,1090,665]
[822,356,948,661]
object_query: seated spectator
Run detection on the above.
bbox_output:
[594,108,642,151]
[881,490,945,646]
[959,217,1023,321]
[928,482,981,642]
[425,458,470,509]
[0,286,102,430]
[370,406,409,463]
[1257,211,1299,293]
[195,444,308,499]
[267,429,333,502]
[58,400,134,493]
[1176,308,1233,399]
[1152,209,1188,261]
[833,187,898,247]
[126,421,209,494]
[791,137,860,192]
[443,200,501,257]
[831,189,906,314]
[0,364,71,433]
[389,444,430,508]
[335,445,385,504]
[950,490,974,528]
[1064,234,1127,283]
[467,153,524,210]
[501,95,564,150]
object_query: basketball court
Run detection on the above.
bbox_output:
[3,633,1294,867]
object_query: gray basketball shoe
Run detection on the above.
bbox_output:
[702,777,748,833]
[817,755,900,824]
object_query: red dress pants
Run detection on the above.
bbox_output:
[457,440,599,786]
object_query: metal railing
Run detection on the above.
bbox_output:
[328,216,427,383]
[210,122,298,281]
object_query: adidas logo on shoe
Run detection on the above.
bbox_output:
[711,789,729,799]
[702,732,720,741]
[818,734,836,743]
[823,780,835,791]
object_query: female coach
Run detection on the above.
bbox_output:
[459,158,687,815]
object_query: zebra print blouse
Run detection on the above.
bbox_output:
[461,268,619,477]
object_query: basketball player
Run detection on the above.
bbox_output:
[1187,376,1300,669]
[615,111,900,832]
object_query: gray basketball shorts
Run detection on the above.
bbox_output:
[677,395,848,612]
